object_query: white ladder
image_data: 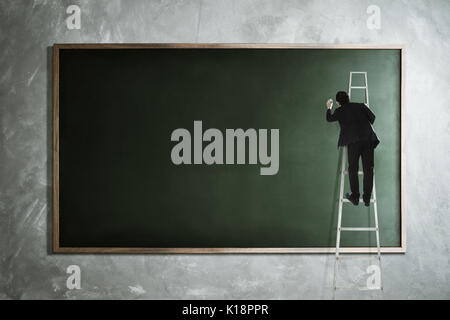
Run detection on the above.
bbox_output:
[332,72,383,298]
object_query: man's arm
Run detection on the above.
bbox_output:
[326,109,339,122]
[326,99,339,122]
[363,103,376,124]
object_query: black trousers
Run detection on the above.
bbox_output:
[347,140,374,202]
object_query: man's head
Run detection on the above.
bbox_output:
[336,91,349,106]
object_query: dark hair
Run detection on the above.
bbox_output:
[336,91,350,105]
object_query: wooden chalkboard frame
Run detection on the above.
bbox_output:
[53,43,406,254]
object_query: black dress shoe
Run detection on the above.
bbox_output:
[345,193,359,206]
[363,198,371,207]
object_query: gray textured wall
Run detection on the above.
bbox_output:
[1,0,449,299]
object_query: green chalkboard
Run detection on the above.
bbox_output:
[54,44,405,253]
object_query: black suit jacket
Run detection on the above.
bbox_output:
[326,102,380,149]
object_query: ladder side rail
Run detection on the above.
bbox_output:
[364,72,370,107]
[372,170,384,293]
[333,147,347,298]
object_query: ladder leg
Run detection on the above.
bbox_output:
[333,146,347,299]
[372,171,384,297]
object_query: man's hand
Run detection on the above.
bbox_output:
[326,99,333,110]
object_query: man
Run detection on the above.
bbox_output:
[326,91,380,207]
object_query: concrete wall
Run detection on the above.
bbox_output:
[1,0,449,299]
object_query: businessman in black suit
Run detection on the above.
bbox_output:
[326,91,380,206]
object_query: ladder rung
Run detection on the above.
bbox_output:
[342,199,375,203]
[350,72,367,74]
[344,170,363,175]
[340,227,377,231]
[350,86,367,89]
[335,286,382,291]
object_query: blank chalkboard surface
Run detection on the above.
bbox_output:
[53,44,405,253]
